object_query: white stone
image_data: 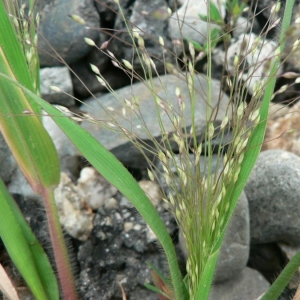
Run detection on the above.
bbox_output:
[77,167,118,210]
[54,172,94,241]
[169,0,226,44]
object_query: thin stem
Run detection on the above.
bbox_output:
[42,188,78,300]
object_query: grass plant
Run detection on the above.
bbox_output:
[0,0,300,299]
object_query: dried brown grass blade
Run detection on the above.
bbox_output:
[0,264,20,300]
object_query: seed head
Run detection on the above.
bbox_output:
[238,153,244,164]
[50,85,61,92]
[147,169,155,181]
[270,2,281,14]
[165,173,171,186]
[223,163,229,177]
[138,35,145,50]
[220,115,229,130]
[175,208,181,220]
[129,96,138,107]
[124,99,134,110]
[179,140,185,153]
[234,166,241,183]
[195,144,202,165]
[159,36,164,46]
[249,109,260,122]
[189,41,195,59]
[233,53,239,68]
[132,28,140,39]
[212,221,216,232]
[237,102,244,118]
[90,64,100,75]
[178,168,187,186]
[215,193,222,206]
[293,39,300,52]
[158,151,167,164]
[96,76,106,87]
[150,58,157,70]
[208,123,214,139]
[84,37,96,47]
[277,84,288,94]
[69,14,86,25]
[122,59,133,70]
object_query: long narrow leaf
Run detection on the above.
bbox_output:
[0,2,76,298]
[3,187,59,300]
[261,250,300,300]
[0,0,60,191]
[0,179,50,300]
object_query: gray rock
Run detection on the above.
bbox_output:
[248,243,288,284]
[232,16,250,39]
[215,190,250,282]
[70,56,131,97]
[114,0,174,74]
[7,167,37,200]
[245,150,300,246]
[94,0,118,24]
[179,190,250,283]
[209,267,269,300]
[38,0,100,66]
[80,74,230,167]
[0,134,17,183]
[40,67,74,106]
[169,0,226,44]
[43,114,81,179]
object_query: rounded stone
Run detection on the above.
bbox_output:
[245,149,300,246]
[169,0,226,45]
[209,267,269,300]
[38,0,100,66]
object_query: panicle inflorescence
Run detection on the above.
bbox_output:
[7,1,40,93]
[81,1,296,297]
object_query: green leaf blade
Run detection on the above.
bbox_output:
[0,2,60,191]
[0,179,57,300]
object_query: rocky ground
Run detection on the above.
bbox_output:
[2,0,300,299]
